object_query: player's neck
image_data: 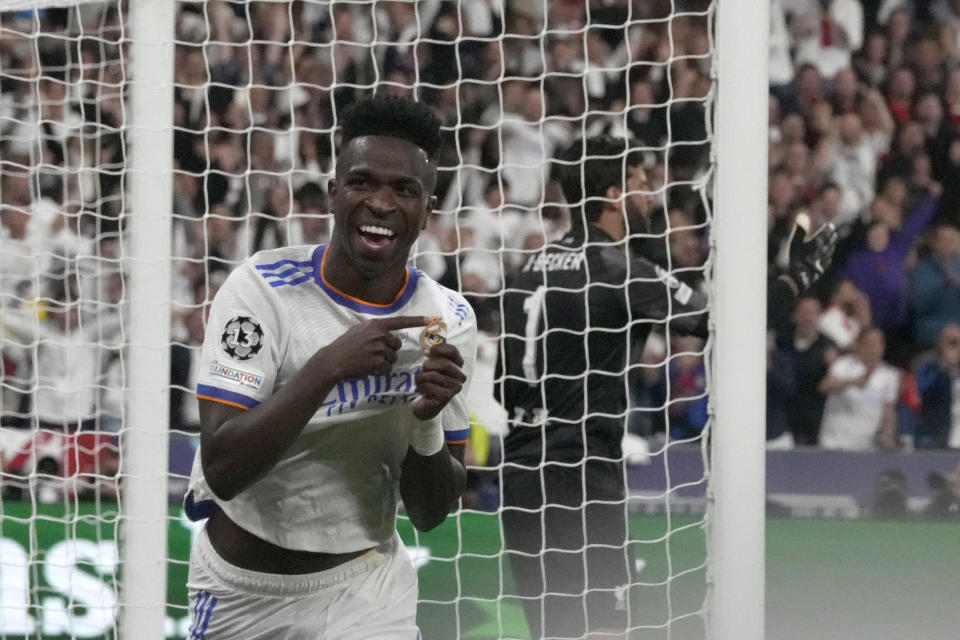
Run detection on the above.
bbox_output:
[592,209,627,242]
[322,243,409,305]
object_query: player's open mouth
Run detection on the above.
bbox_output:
[356,224,397,253]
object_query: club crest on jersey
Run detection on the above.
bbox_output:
[419,317,447,350]
[220,316,264,361]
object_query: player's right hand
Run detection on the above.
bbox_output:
[321,315,429,379]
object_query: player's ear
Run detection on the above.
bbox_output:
[327,178,337,199]
[422,195,437,230]
[605,184,622,211]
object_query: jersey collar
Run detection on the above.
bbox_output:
[562,225,617,246]
[311,244,420,315]
[586,225,617,243]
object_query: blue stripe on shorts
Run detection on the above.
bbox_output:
[198,593,218,639]
[188,591,207,639]
[189,591,218,640]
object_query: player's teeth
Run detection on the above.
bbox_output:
[359,225,394,237]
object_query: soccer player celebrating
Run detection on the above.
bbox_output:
[495,135,836,638]
[183,96,476,639]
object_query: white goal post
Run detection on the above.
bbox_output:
[120,0,176,638]
[710,1,768,640]
[0,1,769,639]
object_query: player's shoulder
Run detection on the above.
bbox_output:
[578,226,637,269]
[414,268,475,331]
[242,245,319,290]
[215,246,319,308]
[510,233,589,284]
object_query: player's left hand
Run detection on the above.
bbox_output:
[787,214,838,292]
[412,343,466,420]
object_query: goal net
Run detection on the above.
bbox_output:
[0,1,724,638]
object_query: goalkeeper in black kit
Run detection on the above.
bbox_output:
[495,135,836,639]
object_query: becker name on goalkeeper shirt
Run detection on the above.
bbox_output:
[184,243,476,554]
[496,226,708,465]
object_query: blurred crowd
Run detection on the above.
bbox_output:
[0,0,958,504]
[631,0,960,457]
[758,0,960,453]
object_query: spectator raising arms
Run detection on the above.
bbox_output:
[842,195,938,337]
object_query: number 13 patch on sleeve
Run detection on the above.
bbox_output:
[220,316,264,361]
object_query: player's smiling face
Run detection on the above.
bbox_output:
[328,135,436,278]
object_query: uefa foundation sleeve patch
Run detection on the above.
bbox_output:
[220,316,264,361]
[208,361,264,391]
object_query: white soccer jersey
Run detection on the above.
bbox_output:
[819,355,899,451]
[185,244,477,554]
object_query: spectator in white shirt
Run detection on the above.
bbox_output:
[792,0,865,80]
[496,84,569,208]
[1,166,92,424]
[0,169,37,302]
[2,275,121,431]
[770,0,795,90]
[857,86,896,161]
[819,327,900,450]
[829,112,877,230]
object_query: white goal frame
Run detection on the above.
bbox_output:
[710,1,768,640]
[5,1,770,638]
[5,0,177,636]
[119,0,176,637]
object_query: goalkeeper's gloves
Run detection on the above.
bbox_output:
[786,213,838,293]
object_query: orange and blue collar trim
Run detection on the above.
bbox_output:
[311,244,420,315]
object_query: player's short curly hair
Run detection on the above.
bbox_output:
[555,135,644,226]
[339,95,442,161]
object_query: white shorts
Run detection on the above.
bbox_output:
[186,527,420,640]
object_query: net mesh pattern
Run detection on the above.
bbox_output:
[0,2,713,638]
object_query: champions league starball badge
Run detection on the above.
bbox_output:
[419,316,447,350]
[220,316,264,361]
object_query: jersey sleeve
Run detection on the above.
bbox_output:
[195,265,287,410]
[627,257,709,338]
[438,294,478,445]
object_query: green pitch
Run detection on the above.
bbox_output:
[401,512,709,640]
[1,502,957,639]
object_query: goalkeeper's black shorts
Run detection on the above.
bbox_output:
[501,458,632,638]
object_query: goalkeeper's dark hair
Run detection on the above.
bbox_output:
[555,135,645,227]
[338,95,442,161]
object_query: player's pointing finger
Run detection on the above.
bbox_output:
[377,315,431,331]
